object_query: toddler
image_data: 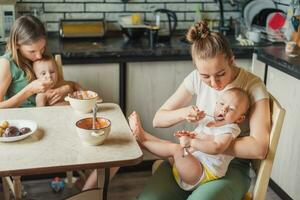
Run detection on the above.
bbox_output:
[129,88,250,190]
[33,56,81,107]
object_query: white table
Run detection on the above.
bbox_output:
[0,103,143,200]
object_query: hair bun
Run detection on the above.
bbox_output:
[186,21,210,43]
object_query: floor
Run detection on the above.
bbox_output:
[0,170,282,200]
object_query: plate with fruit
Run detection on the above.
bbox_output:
[0,120,37,142]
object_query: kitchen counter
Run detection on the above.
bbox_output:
[256,45,300,80]
[0,33,270,63]
[46,33,268,64]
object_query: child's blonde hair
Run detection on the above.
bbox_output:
[6,15,49,82]
[186,20,233,62]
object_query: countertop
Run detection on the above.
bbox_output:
[45,33,268,64]
[256,45,300,80]
[0,33,269,64]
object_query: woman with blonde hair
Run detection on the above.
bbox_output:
[137,21,270,200]
[0,15,73,108]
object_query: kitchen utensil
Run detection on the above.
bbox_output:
[148,26,159,48]
[92,103,97,130]
[285,41,297,53]
[59,19,106,38]
[247,30,261,43]
[252,8,284,27]
[154,9,177,41]
[119,22,148,40]
[291,16,300,31]
[119,14,142,25]
[268,12,286,30]
[0,0,16,42]
[243,0,276,27]
[75,117,111,146]
[205,114,215,119]
[64,90,102,114]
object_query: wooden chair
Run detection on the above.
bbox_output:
[55,54,64,82]
[152,94,285,200]
[245,94,285,200]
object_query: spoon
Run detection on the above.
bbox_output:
[92,103,98,129]
[205,114,215,119]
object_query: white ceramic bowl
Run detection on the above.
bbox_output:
[75,117,111,146]
[247,31,261,43]
[65,91,102,113]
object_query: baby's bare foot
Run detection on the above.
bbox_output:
[128,111,146,143]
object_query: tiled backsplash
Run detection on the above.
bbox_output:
[16,0,243,32]
[15,0,291,32]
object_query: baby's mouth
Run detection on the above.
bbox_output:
[215,114,224,121]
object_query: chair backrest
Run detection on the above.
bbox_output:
[251,94,285,200]
[54,54,64,81]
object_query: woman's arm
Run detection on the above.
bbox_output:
[0,58,54,108]
[153,83,204,128]
[0,59,32,108]
[225,99,271,159]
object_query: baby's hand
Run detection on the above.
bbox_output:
[174,130,197,147]
[185,106,205,123]
[179,135,191,147]
[174,130,197,138]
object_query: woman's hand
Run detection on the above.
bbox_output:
[184,105,205,123]
[26,79,53,95]
[47,84,73,105]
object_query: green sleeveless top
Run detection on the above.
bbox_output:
[2,53,36,107]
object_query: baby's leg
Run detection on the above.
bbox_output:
[173,152,203,185]
[36,93,47,107]
[128,111,179,158]
[128,111,171,143]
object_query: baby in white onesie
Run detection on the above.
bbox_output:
[129,87,250,190]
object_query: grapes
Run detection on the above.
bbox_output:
[1,126,31,137]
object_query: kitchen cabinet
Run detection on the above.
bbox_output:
[251,53,266,81]
[266,66,300,199]
[235,58,252,72]
[126,59,251,160]
[62,64,119,104]
[126,61,196,153]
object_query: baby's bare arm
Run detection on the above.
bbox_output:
[190,133,234,155]
[57,80,82,92]
[36,93,48,107]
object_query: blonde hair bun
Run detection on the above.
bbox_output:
[186,21,210,43]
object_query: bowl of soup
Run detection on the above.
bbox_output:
[65,91,102,113]
[75,117,111,146]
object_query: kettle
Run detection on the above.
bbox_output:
[154,9,177,41]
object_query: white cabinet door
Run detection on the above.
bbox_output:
[62,64,119,104]
[235,58,252,72]
[251,53,266,81]
[267,67,300,199]
[126,61,196,142]
[127,61,196,160]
